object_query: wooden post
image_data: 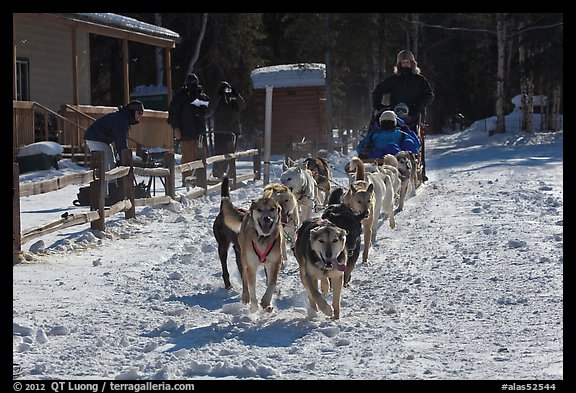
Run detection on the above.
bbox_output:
[90,150,105,231]
[164,152,175,199]
[342,129,349,155]
[121,149,135,219]
[122,38,130,105]
[253,137,262,181]
[227,139,237,184]
[263,86,273,186]
[311,132,317,157]
[196,145,207,194]
[285,134,294,166]
[13,163,21,262]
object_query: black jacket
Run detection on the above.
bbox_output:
[372,73,434,120]
[212,94,245,133]
[167,85,210,140]
[84,106,137,152]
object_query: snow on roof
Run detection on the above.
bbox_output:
[251,63,326,89]
[60,13,180,42]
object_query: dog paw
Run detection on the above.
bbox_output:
[250,303,259,313]
[320,304,333,318]
[306,307,318,318]
[263,305,274,313]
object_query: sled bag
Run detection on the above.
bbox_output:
[73,186,91,206]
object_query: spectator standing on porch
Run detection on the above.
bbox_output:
[210,81,245,178]
[167,73,210,186]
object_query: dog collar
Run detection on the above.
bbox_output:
[252,238,278,263]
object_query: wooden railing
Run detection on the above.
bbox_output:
[12,100,89,160]
[13,145,261,263]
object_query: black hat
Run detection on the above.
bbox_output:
[218,81,232,96]
[185,73,199,86]
[126,100,144,112]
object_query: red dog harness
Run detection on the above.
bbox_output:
[252,238,278,263]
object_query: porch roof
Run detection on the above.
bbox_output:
[14,13,180,48]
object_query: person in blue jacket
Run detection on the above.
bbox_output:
[357,110,420,159]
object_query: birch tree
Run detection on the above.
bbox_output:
[154,13,164,86]
[495,13,507,134]
[187,13,208,75]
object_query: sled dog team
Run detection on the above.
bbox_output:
[214,154,418,319]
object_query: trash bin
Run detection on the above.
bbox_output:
[16,141,63,173]
[131,85,169,111]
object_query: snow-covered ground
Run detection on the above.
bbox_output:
[13,120,563,381]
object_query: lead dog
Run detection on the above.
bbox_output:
[220,195,284,313]
[294,218,348,319]
[213,175,245,289]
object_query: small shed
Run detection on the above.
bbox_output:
[250,63,328,155]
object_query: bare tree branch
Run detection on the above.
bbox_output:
[403,17,562,38]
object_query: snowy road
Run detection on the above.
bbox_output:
[13,128,563,381]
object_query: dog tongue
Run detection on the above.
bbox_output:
[260,222,273,235]
[327,258,346,271]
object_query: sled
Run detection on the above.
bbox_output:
[357,114,429,189]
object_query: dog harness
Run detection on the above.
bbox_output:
[252,238,278,263]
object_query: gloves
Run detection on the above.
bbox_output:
[192,98,209,107]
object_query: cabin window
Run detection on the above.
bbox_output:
[16,57,30,101]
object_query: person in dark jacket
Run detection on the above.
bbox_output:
[371,50,434,130]
[85,100,144,198]
[210,81,246,178]
[167,73,210,186]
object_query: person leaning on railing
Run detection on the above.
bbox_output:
[84,100,145,198]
